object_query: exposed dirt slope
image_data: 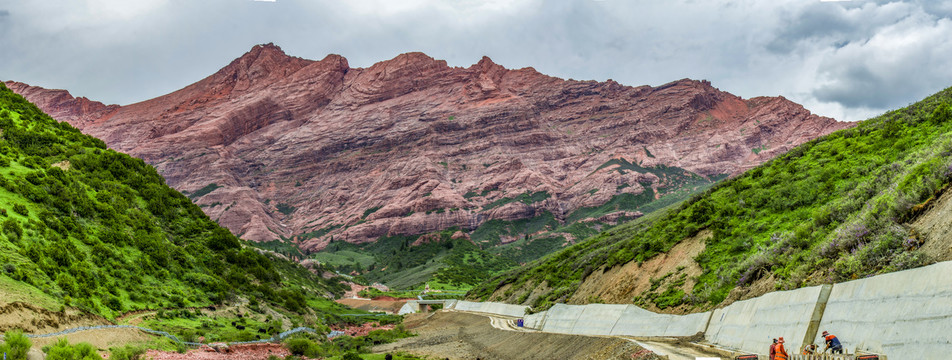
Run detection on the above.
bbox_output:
[0,301,108,333]
[6,43,852,247]
[29,328,154,350]
[335,298,408,314]
[911,185,952,262]
[568,230,709,313]
[376,311,661,359]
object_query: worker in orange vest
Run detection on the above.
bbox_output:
[774,337,789,360]
[802,343,818,355]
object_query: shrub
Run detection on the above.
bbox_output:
[46,338,98,360]
[12,204,28,216]
[108,345,144,360]
[3,330,31,360]
[284,338,318,357]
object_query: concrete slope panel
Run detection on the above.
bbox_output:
[479,302,528,317]
[611,305,669,336]
[398,301,418,315]
[664,311,711,336]
[571,304,629,335]
[705,285,823,354]
[524,312,547,329]
[541,304,586,334]
[610,305,709,337]
[454,301,483,312]
[819,261,952,360]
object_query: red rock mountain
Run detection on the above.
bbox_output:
[5,43,853,252]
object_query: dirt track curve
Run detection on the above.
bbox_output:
[376,311,664,360]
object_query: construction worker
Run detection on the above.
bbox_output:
[802,343,818,355]
[769,338,777,359]
[822,331,844,354]
[774,337,789,360]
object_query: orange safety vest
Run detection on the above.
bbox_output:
[774,343,788,360]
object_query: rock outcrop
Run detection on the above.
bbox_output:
[5,43,853,251]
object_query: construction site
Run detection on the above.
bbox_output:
[393,259,952,360]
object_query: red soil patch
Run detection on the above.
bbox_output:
[144,343,289,360]
[330,323,395,338]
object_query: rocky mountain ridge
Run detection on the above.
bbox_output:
[5,43,853,252]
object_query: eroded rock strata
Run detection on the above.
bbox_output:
[6,43,852,250]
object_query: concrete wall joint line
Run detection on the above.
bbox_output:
[803,284,833,349]
[703,309,715,334]
[607,305,628,335]
[567,306,584,334]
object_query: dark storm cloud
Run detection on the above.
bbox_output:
[767,3,861,54]
[2,1,952,121]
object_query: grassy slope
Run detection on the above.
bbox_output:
[0,83,346,319]
[469,86,952,312]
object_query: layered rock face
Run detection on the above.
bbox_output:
[5,43,853,251]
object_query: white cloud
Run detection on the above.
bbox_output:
[1,0,950,121]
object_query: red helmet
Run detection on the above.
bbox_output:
[779,337,785,343]
[822,331,829,336]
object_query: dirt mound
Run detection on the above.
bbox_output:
[145,343,289,360]
[376,311,662,360]
[30,328,154,350]
[335,298,407,314]
[0,301,108,333]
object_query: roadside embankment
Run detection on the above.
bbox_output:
[375,311,663,360]
[420,260,952,359]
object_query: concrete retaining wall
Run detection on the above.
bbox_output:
[397,260,952,359]
[611,306,711,337]
[398,301,417,315]
[536,303,710,337]
[819,261,952,360]
[570,304,629,335]
[452,300,527,317]
[480,302,529,317]
[523,312,547,329]
[705,285,824,354]
[452,300,483,312]
[539,304,585,334]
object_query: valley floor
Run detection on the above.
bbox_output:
[374,310,710,360]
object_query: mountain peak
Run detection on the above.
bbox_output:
[209,43,313,91]
[10,48,853,249]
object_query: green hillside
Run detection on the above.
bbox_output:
[306,162,720,291]
[469,86,952,312]
[0,82,346,319]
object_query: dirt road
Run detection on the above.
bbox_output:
[375,311,664,359]
[633,339,726,360]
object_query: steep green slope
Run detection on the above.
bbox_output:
[0,83,346,318]
[469,86,952,312]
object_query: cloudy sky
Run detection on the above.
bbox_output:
[2,0,952,121]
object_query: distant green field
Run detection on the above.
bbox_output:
[311,250,376,270]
